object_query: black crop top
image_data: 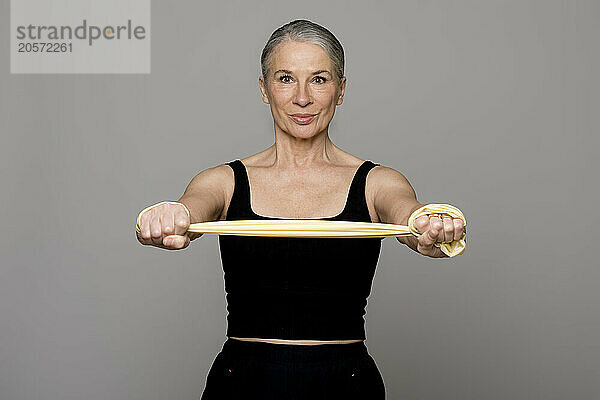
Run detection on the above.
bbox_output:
[218,159,383,340]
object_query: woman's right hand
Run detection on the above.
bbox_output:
[136,201,200,250]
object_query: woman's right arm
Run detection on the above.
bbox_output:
[176,164,230,228]
[136,164,230,250]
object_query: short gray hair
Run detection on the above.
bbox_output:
[261,19,345,83]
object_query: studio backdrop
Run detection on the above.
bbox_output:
[1,0,599,399]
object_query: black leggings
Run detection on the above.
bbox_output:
[200,338,386,400]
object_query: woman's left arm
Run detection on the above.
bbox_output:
[370,166,465,258]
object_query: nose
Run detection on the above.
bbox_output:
[293,82,312,107]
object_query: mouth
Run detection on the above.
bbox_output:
[289,113,317,125]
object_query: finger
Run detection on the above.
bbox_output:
[139,212,151,240]
[418,226,438,251]
[418,228,440,255]
[173,205,190,236]
[163,235,177,248]
[163,209,174,236]
[442,216,454,243]
[150,213,164,246]
[164,234,189,249]
[453,219,464,241]
[412,215,429,233]
[158,212,171,246]
[429,216,444,241]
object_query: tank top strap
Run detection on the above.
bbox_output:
[341,160,380,221]
[225,159,253,220]
[225,159,379,221]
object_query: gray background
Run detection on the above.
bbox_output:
[1,0,598,399]
[10,0,151,74]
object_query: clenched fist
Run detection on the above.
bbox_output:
[136,201,201,250]
[412,213,465,257]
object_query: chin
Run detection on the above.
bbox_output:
[290,130,319,139]
[286,123,320,135]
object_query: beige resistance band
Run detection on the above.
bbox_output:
[137,203,466,257]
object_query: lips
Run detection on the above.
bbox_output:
[290,114,316,124]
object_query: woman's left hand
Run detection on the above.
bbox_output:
[413,213,465,257]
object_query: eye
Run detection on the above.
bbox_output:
[313,76,327,84]
[279,74,293,83]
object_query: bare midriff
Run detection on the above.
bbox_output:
[229,336,363,345]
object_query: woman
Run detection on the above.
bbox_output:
[136,19,465,400]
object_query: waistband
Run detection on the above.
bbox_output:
[221,337,369,364]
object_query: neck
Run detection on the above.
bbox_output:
[269,128,339,169]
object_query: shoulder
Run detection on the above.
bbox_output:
[181,163,236,207]
[188,163,233,190]
[366,164,421,225]
[177,163,236,222]
[367,164,416,196]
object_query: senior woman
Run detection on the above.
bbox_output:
[136,19,465,400]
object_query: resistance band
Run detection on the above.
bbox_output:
[137,203,466,257]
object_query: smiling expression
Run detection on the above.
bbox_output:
[259,40,347,139]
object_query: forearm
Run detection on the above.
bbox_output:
[371,167,465,258]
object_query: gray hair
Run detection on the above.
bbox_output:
[260,19,345,83]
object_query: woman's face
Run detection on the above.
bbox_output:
[259,40,346,140]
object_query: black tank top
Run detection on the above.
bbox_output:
[218,159,382,340]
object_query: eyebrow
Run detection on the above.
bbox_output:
[273,69,332,77]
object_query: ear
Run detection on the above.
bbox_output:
[336,76,347,106]
[258,75,270,104]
